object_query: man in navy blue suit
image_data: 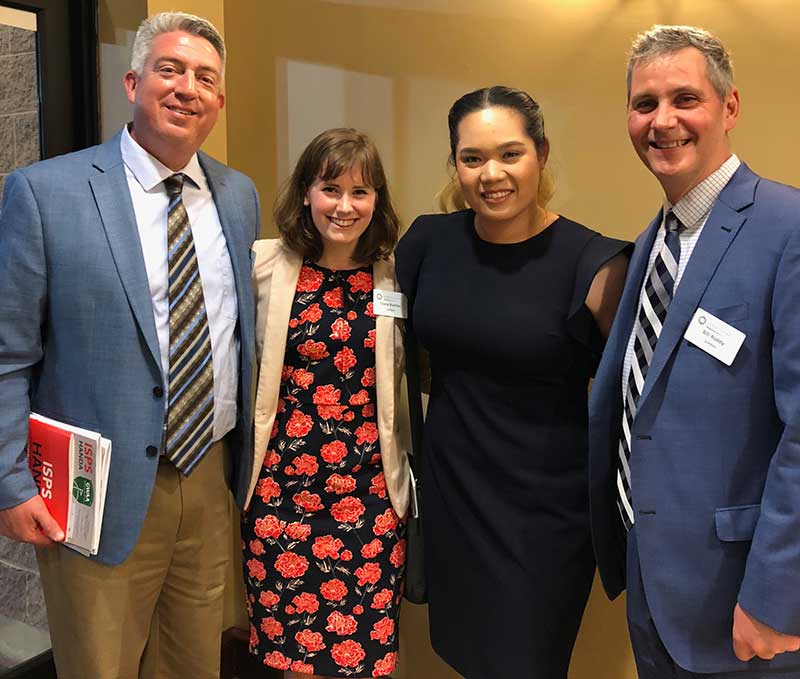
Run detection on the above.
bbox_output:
[0,12,258,679]
[589,25,800,678]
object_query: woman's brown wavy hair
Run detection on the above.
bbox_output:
[274,128,400,264]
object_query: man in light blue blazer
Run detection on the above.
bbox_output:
[0,12,258,679]
[589,25,800,678]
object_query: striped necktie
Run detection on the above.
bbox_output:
[617,211,684,529]
[164,173,215,474]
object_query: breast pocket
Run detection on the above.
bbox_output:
[707,303,749,324]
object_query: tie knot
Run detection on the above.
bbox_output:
[665,211,684,234]
[164,173,185,198]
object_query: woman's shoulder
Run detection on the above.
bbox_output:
[553,215,632,257]
[251,238,302,274]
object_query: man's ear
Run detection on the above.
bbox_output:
[724,87,740,133]
[123,70,138,105]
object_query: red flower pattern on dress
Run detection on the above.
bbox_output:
[247,558,267,581]
[320,440,348,464]
[348,271,373,293]
[295,629,326,651]
[312,535,344,560]
[330,317,352,341]
[264,650,292,670]
[292,592,320,614]
[290,660,314,674]
[254,515,285,539]
[370,588,393,610]
[369,472,387,499]
[255,477,281,502]
[296,265,323,292]
[320,578,348,602]
[361,538,383,559]
[390,539,406,568]
[370,617,394,644]
[331,496,366,524]
[361,367,376,387]
[326,610,358,636]
[373,652,397,676]
[313,384,341,404]
[373,509,398,536]
[334,346,357,374]
[355,562,382,586]
[323,287,343,308]
[259,590,280,608]
[356,421,379,445]
[292,453,319,476]
[275,552,309,579]
[349,389,370,406]
[244,263,404,676]
[285,409,313,437]
[260,616,283,641]
[285,522,312,541]
[291,368,314,389]
[325,473,356,495]
[293,490,324,513]
[297,339,329,361]
[299,303,323,324]
[331,639,366,668]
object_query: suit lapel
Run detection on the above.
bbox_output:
[636,166,757,409]
[373,258,396,440]
[89,135,161,370]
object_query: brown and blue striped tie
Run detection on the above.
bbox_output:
[164,173,215,474]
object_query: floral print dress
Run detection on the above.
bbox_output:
[242,261,406,678]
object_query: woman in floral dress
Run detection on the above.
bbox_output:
[242,128,411,678]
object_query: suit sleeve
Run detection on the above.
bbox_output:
[738,222,800,634]
[0,170,47,510]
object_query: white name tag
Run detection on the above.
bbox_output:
[373,289,407,318]
[683,308,745,366]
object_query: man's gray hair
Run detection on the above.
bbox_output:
[130,12,225,76]
[627,25,734,101]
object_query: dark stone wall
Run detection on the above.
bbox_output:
[0,24,40,202]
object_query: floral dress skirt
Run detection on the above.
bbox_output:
[242,261,406,678]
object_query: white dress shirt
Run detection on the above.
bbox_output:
[621,154,741,403]
[120,125,239,442]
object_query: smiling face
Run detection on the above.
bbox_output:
[627,47,739,202]
[454,106,547,233]
[123,30,224,170]
[304,166,377,263]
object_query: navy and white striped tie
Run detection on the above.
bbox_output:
[164,173,215,474]
[617,211,684,529]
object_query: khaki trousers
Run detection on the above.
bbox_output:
[37,441,232,679]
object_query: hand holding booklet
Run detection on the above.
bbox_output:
[27,413,112,556]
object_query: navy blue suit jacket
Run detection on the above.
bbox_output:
[0,131,259,564]
[589,164,800,673]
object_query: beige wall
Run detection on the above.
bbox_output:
[100,1,800,677]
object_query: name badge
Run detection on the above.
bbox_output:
[373,289,407,319]
[683,308,745,366]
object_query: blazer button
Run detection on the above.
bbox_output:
[152,386,164,398]
[146,445,158,457]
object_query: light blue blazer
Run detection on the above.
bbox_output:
[0,131,259,564]
[589,164,800,673]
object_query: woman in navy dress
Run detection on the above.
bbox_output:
[395,87,631,679]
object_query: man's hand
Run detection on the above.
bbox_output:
[733,603,800,661]
[0,495,64,546]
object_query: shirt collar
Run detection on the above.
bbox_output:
[120,124,205,192]
[663,154,741,228]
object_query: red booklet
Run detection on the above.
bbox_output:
[27,416,72,534]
